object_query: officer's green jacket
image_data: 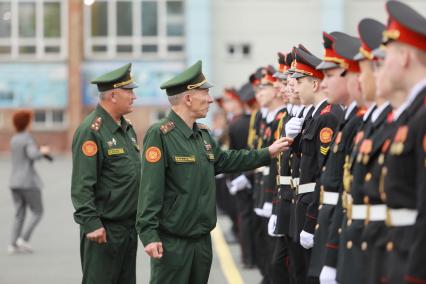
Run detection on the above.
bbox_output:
[136,110,271,245]
[71,105,141,233]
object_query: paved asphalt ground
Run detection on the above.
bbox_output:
[0,156,262,284]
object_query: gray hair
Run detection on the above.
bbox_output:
[167,92,186,105]
[99,90,113,100]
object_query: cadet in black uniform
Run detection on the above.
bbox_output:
[379,2,426,283]
[308,31,367,283]
[292,46,343,284]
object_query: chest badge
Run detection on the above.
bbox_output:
[204,140,212,151]
[390,125,408,155]
[107,137,117,147]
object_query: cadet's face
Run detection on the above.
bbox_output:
[321,68,348,105]
[113,88,136,115]
[295,77,314,105]
[222,95,242,115]
[188,89,213,118]
[277,79,290,103]
[381,43,404,93]
[287,77,301,105]
[358,60,376,102]
[346,72,363,105]
[374,58,392,99]
[256,85,277,108]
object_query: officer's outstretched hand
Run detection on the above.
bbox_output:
[145,242,163,259]
[86,227,107,244]
[268,137,293,157]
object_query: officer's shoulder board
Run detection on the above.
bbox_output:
[160,120,176,134]
[90,117,102,131]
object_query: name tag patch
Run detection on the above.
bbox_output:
[174,155,196,163]
[108,148,125,156]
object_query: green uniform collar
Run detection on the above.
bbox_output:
[96,105,130,133]
[167,110,201,139]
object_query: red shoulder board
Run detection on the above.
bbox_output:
[386,112,394,123]
[276,111,287,121]
[320,104,331,115]
[356,107,367,117]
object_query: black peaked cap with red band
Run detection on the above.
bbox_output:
[317,32,341,70]
[333,32,361,73]
[291,47,324,80]
[354,18,386,61]
[383,0,426,51]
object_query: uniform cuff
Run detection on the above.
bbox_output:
[82,218,103,234]
[303,214,317,234]
[139,231,161,247]
[324,246,338,268]
[259,147,272,164]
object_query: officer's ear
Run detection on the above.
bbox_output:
[111,91,117,103]
[184,91,193,106]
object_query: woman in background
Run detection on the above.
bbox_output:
[8,110,51,254]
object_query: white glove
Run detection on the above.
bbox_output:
[268,215,282,237]
[262,202,273,218]
[231,175,252,190]
[300,230,314,249]
[319,266,337,284]
[228,185,239,195]
[254,208,264,216]
[285,117,304,139]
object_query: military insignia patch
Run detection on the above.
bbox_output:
[320,146,330,155]
[320,127,333,144]
[394,126,408,143]
[145,146,161,163]
[82,141,98,157]
[354,131,364,145]
[160,121,176,134]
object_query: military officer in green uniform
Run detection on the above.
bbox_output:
[71,63,141,284]
[136,60,292,284]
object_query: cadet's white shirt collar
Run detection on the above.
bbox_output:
[261,107,268,118]
[266,104,286,123]
[311,99,328,118]
[371,102,390,123]
[393,78,426,121]
[344,101,358,121]
[287,104,293,115]
[291,105,301,117]
[363,103,377,122]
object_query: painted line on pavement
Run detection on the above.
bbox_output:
[211,224,245,284]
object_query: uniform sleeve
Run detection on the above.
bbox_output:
[304,114,339,233]
[212,135,271,175]
[405,110,426,283]
[25,137,43,160]
[136,126,166,246]
[324,193,344,267]
[71,127,103,234]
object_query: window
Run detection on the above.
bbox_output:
[0,0,67,60]
[226,43,252,60]
[85,0,185,59]
[32,109,67,130]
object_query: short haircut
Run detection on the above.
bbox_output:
[12,110,32,132]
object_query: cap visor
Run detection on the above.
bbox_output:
[199,81,213,89]
[353,52,365,61]
[372,48,385,59]
[274,72,287,79]
[291,72,307,79]
[316,61,340,70]
[121,82,139,89]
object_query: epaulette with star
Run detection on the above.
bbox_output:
[160,120,176,134]
[320,104,331,115]
[90,117,102,131]
[198,123,210,131]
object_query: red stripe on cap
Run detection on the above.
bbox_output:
[385,19,426,51]
[278,64,285,73]
[293,60,324,80]
[224,90,241,102]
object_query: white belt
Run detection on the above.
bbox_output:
[292,178,300,187]
[297,183,315,195]
[322,191,339,205]
[263,167,270,175]
[255,167,265,174]
[352,205,367,220]
[388,208,418,227]
[278,176,292,186]
[367,205,387,221]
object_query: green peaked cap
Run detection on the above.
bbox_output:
[91,63,138,92]
[160,60,213,96]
